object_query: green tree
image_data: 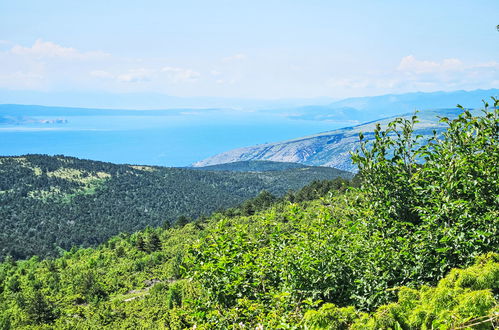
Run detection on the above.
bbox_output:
[173,215,190,228]
[135,234,146,252]
[351,114,422,224]
[146,232,162,252]
[25,291,56,324]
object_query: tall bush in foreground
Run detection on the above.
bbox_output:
[351,99,498,280]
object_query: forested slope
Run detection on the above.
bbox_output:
[0,99,497,329]
[192,160,312,172]
[0,155,351,260]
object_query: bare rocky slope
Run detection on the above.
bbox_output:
[193,108,466,172]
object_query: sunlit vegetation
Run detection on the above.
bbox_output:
[0,156,350,260]
[0,99,497,328]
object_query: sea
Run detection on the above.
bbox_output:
[0,110,345,166]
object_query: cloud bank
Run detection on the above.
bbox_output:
[0,39,497,98]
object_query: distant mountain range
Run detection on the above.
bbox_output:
[0,89,336,110]
[1,88,497,112]
[287,88,498,122]
[193,108,476,172]
[2,88,497,121]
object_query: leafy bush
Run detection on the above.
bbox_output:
[352,99,498,226]
[350,253,499,329]
[351,99,498,284]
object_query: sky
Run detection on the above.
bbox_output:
[1,0,498,101]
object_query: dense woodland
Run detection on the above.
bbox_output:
[0,156,352,261]
[191,160,312,172]
[0,99,496,328]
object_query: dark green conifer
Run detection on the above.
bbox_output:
[135,234,146,252]
[146,232,161,252]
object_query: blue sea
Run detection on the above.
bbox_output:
[0,111,344,166]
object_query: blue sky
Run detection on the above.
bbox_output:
[1,0,498,100]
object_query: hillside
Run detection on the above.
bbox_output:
[193,160,331,172]
[0,155,352,260]
[0,197,496,329]
[193,108,475,171]
[0,105,497,329]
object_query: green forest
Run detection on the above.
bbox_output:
[0,99,497,329]
[0,156,351,261]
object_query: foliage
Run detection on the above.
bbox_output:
[347,253,499,329]
[193,160,311,172]
[0,98,496,328]
[351,99,498,285]
[0,210,496,329]
[0,155,350,260]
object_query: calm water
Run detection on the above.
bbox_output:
[0,112,343,166]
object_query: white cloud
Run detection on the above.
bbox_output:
[90,70,114,79]
[92,67,202,84]
[1,39,497,98]
[472,61,499,69]
[90,69,153,83]
[328,78,370,89]
[215,79,237,85]
[10,39,110,60]
[161,66,200,83]
[222,53,247,62]
[323,55,499,98]
[394,56,499,91]
[0,71,46,90]
[117,68,152,83]
[397,55,463,74]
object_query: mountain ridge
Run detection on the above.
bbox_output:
[193,108,470,171]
